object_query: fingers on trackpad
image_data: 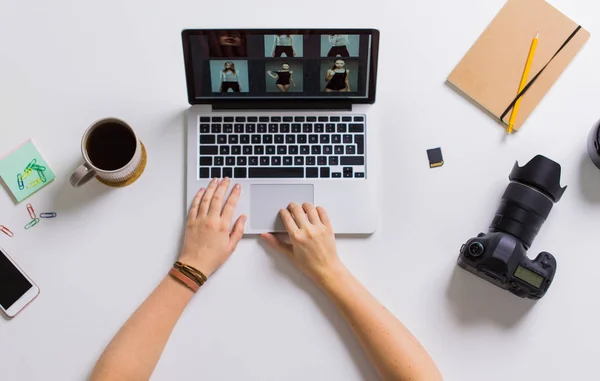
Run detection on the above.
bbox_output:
[250,184,314,231]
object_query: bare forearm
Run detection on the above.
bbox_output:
[90,276,193,381]
[319,266,442,381]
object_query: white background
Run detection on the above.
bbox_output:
[1,0,599,380]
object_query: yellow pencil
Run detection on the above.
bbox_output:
[507,32,539,134]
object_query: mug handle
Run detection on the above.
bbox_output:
[69,163,97,187]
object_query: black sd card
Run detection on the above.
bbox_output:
[427,148,444,168]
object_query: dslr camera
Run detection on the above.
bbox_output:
[458,155,566,300]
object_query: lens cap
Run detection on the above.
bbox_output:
[509,155,567,203]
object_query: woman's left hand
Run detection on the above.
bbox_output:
[178,178,246,277]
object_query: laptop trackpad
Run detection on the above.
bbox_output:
[251,184,314,231]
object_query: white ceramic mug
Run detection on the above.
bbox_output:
[69,118,143,187]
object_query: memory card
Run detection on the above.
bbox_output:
[427,148,444,168]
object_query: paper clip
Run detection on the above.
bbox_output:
[32,164,46,172]
[37,169,47,183]
[40,212,57,219]
[26,203,37,219]
[24,218,40,230]
[0,225,14,237]
[26,178,42,188]
[17,173,25,190]
[22,168,33,179]
[24,159,37,171]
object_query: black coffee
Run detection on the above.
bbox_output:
[86,122,136,171]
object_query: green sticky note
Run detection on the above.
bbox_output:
[0,140,55,203]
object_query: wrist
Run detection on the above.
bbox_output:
[164,275,196,299]
[178,253,214,278]
[169,260,209,294]
[313,261,349,291]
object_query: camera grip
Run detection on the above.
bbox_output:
[531,251,557,272]
[524,251,557,294]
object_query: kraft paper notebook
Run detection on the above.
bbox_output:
[447,0,590,131]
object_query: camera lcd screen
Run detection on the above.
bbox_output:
[182,29,379,103]
[514,266,544,288]
[0,250,32,310]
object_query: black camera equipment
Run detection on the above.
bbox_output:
[587,122,600,170]
[458,155,566,300]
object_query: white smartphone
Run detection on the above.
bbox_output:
[0,246,39,318]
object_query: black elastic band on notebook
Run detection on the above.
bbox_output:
[500,26,582,122]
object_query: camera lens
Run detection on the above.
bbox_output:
[490,155,566,249]
[468,242,485,257]
[588,122,600,170]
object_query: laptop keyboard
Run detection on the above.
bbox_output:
[198,115,366,179]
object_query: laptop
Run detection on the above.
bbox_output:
[181,29,380,234]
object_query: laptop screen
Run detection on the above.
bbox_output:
[182,29,379,104]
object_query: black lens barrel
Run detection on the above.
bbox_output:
[490,155,566,248]
[490,183,553,248]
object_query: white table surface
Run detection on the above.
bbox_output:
[1,0,600,380]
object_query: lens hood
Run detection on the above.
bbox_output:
[509,155,567,203]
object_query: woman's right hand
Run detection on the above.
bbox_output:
[261,203,344,285]
[178,178,246,278]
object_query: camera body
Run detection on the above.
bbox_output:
[458,155,566,300]
[459,233,556,299]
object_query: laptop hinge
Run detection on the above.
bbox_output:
[211,100,353,111]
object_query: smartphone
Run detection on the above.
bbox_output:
[0,246,39,318]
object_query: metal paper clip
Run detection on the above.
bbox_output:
[24,159,37,171]
[26,178,42,188]
[24,218,40,230]
[0,225,14,237]
[26,203,37,219]
[17,174,25,190]
[22,168,33,179]
[37,169,47,183]
[32,164,46,172]
[40,212,57,219]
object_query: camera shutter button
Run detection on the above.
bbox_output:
[542,260,550,268]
